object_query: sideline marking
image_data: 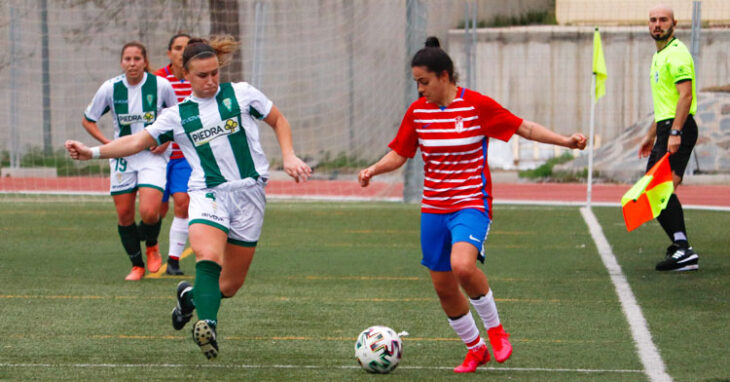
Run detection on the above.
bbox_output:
[0,362,643,374]
[580,207,672,382]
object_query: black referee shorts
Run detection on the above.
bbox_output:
[646,115,698,178]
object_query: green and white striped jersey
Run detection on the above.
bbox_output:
[84,72,177,138]
[146,82,274,190]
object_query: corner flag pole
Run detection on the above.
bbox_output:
[587,73,596,208]
[588,27,607,208]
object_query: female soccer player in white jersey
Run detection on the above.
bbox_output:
[154,33,193,275]
[359,37,587,373]
[82,41,178,281]
[66,35,312,360]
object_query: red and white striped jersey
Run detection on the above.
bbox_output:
[389,87,522,217]
[154,65,192,160]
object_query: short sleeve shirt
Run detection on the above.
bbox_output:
[650,38,697,122]
[84,72,177,139]
[145,82,273,190]
[389,87,523,217]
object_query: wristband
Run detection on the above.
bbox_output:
[670,129,683,136]
[90,146,101,159]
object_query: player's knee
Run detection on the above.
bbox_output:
[450,260,476,281]
[138,207,159,224]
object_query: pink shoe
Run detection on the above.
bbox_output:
[124,266,145,281]
[487,324,512,363]
[453,344,489,373]
[146,244,162,273]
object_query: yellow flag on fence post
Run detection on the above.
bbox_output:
[593,27,607,102]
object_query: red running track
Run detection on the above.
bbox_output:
[1,177,729,208]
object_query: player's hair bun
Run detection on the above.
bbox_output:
[425,36,440,48]
[187,37,208,46]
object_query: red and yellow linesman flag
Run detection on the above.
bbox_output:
[621,153,674,232]
[593,27,607,102]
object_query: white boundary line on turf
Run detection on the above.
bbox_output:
[0,363,643,373]
[580,207,672,382]
[3,192,729,211]
[495,199,730,212]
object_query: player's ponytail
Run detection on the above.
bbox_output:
[182,35,239,71]
[411,36,458,83]
[120,41,151,73]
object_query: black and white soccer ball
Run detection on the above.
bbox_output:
[354,325,404,374]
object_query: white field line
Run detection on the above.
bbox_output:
[580,207,672,382]
[0,363,643,374]
[495,199,730,212]
[2,192,729,211]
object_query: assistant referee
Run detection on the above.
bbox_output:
[638,4,699,272]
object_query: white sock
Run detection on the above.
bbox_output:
[470,290,501,329]
[448,313,484,349]
[673,232,687,242]
[168,217,189,259]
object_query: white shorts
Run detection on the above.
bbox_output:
[188,178,267,247]
[109,150,167,195]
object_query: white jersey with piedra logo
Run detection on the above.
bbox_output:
[84,72,177,139]
[145,82,274,191]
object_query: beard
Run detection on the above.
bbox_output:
[651,25,674,41]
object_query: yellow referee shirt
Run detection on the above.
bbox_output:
[650,37,697,122]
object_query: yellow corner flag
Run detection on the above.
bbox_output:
[593,27,607,102]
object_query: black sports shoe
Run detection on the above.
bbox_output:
[193,320,219,360]
[166,259,184,275]
[171,281,194,330]
[655,245,699,272]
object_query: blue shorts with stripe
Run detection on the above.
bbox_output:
[420,208,491,272]
[162,157,192,202]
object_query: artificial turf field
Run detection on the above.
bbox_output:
[0,200,727,381]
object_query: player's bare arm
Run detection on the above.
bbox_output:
[149,141,171,155]
[516,120,587,150]
[81,118,112,145]
[65,130,156,160]
[359,150,408,187]
[264,105,312,183]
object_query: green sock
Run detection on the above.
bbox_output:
[118,224,144,267]
[194,260,222,326]
[138,219,161,247]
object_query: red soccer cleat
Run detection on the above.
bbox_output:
[487,324,512,363]
[124,266,145,281]
[146,244,162,273]
[453,344,490,373]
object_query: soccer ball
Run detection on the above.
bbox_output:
[354,325,403,374]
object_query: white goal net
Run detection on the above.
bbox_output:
[0,0,467,201]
